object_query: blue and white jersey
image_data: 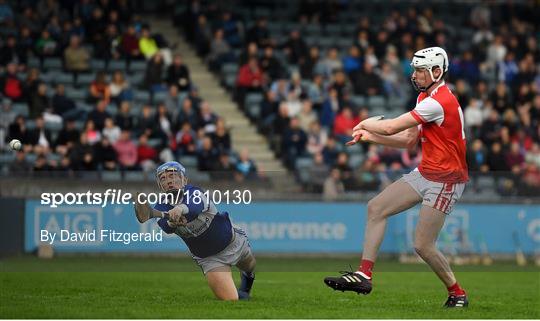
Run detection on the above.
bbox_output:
[154,184,234,258]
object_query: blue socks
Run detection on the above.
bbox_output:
[237,271,255,300]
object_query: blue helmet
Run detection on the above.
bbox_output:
[155,161,187,193]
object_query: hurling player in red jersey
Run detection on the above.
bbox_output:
[324,47,469,308]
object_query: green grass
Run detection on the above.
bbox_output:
[1,256,539,319]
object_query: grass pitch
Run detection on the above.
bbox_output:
[1,256,538,319]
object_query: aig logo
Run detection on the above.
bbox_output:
[34,207,103,245]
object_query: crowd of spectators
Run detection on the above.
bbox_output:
[0,0,258,182]
[180,0,540,197]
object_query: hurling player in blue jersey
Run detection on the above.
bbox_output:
[136,161,256,300]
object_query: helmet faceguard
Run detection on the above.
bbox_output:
[155,162,187,201]
[410,47,448,92]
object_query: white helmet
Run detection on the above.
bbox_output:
[410,47,449,91]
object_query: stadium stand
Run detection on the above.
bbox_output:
[0,0,261,184]
[1,0,539,200]
[173,0,540,199]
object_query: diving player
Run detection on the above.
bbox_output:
[134,161,256,301]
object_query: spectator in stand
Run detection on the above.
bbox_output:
[210,118,231,154]
[114,130,138,171]
[144,52,166,93]
[164,84,182,117]
[199,101,218,133]
[246,17,271,48]
[139,25,158,60]
[137,134,157,172]
[28,83,50,119]
[320,88,340,129]
[25,116,52,154]
[0,63,23,102]
[89,71,111,104]
[207,28,233,72]
[9,150,31,175]
[0,35,27,67]
[94,137,118,170]
[353,62,383,96]
[320,48,343,78]
[55,119,80,155]
[120,25,142,61]
[260,46,283,82]
[87,100,111,131]
[235,148,258,180]
[137,104,156,137]
[64,35,90,74]
[175,122,197,156]
[236,56,264,105]
[102,117,121,143]
[52,84,80,119]
[116,101,134,131]
[213,153,235,180]
[217,11,242,48]
[197,135,219,171]
[194,15,212,57]
[34,30,58,60]
[323,167,344,201]
[109,70,132,105]
[297,100,317,132]
[282,30,308,64]
[322,136,339,166]
[282,117,307,168]
[178,98,199,130]
[166,54,191,91]
[300,46,321,80]
[333,106,359,144]
[81,119,102,146]
[342,45,363,78]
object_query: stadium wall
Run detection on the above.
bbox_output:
[23,200,540,255]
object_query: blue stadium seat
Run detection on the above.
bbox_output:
[124,171,146,182]
[101,170,122,181]
[134,90,150,103]
[90,59,106,70]
[129,61,146,73]
[350,95,366,108]
[77,73,96,86]
[179,155,197,168]
[153,91,168,104]
[43,58,63,70]
[108,60,127,71]
[0,153,15,164]
[295,156,313,170]
[244,93,264,107]
[247,104,261,119]
[65,87,87,100]
[12,103,29,117]
[367,95,387,109]
[221,63,238,76]
[348,154,365,168]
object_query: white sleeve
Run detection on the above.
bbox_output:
[410,97,444,126]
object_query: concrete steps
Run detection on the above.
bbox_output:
[146,16,299,192]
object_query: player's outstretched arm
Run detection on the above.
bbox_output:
[355,112,419,136]
[356,126,419,149]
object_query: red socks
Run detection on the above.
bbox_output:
[447,282,466,296]
[357,259,374,278]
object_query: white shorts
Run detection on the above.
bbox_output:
[192,227,253,274]
[402,169,465,214]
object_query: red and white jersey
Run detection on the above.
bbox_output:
[409,82,469,183]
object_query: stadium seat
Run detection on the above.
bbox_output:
[76,73,96,86]
[90,59,106,70]
[134,90,151,103]
[45,122,63,131]
[28,57,40,69]
[153,91,168,104]
[247,104,261,119]
[108,60,127,71]
[179,155,197,168]
[348,154,365,168]
[350,95,366,108]
[295,156,313,170]
[55,72,75,85]
[101,170,122,181]
[65,87,87,100]
[124,171,147,182]
[325,24,342,36]
[43,58,63,70]
[128,61,146,73]
[147,138,162,148]
[12,103,29,117]
[0,153,15,164]
[244,93,264,108]
[367,95,387,109]
[221,63,239,76]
